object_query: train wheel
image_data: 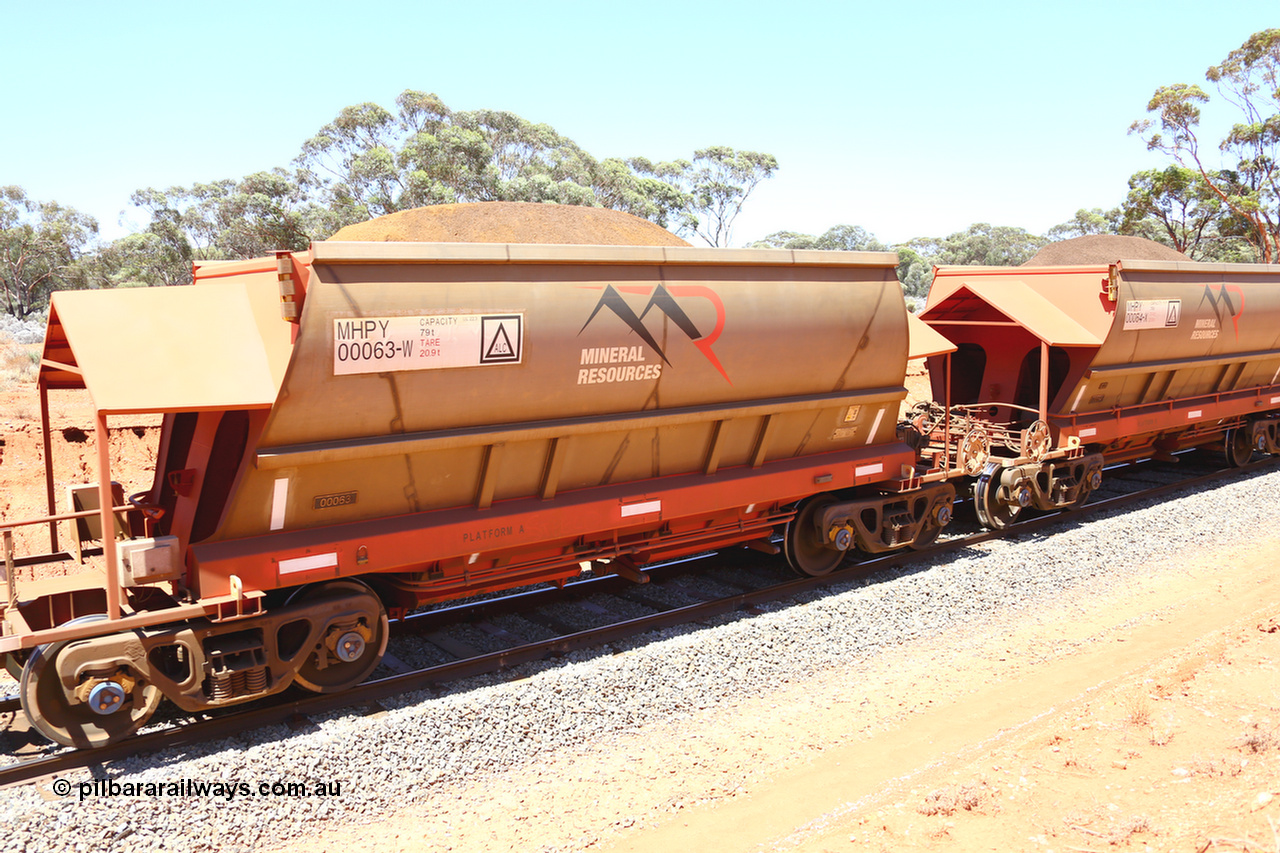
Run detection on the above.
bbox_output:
[784,496,845,577]
[973,463,1024,530]
[287,579,388,694]
[909,522,942,551]
[910,497,953,550]
[20,616,162,749]
[1224,427,1254,468]
[1066,468,1102,511]
[1065,488,1091,511]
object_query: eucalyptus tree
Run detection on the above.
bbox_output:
[1116,166,1242,259]
[749,224,886,252]
[1046,208,1120,241]
[635,147,777,247]
[295,90,705,234]
[904,223,1046,268]
[1131,29,1280,262]
[0,186,98,318]
[129,168,316,285]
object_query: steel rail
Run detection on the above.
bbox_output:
[0,455,1272,790]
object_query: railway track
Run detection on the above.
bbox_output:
[0,451,1270,790]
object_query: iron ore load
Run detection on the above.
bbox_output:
[1,204,952,747]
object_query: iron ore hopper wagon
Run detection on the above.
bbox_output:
[1,242,951,747]
[909,258,1280,528]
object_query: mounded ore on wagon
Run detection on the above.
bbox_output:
[1022,234,1189,266]
[328,201,690,247]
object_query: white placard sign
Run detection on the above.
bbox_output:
[1123,299,1180,330]
[333,314,522,375]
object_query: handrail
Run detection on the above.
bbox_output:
[2,530,14,613]
[0,502,135,624]
[0,503,134,532]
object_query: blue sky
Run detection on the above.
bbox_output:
[3,1,1276,246]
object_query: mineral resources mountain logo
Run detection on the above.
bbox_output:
[578,284,730,384]
[1201,283,1246,339]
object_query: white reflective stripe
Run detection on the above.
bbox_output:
[1271,395,1280,405]
[855,462,884,478]
[865,407,885,445]
[621,499,661,517]
[468,553,480,564]
[1070,385,1086,413]
[270,478,289,531]
[1078,427,1097,438]
[1188,409,1202,419]
[279,552,338,575]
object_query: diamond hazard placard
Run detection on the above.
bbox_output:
[480,315,522,363]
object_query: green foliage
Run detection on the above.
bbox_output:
[295,90,705,235]
[635,147,777,247]
[748,224,886,252]
[747,222,1043,300]
[0,186,98,318]
[893,246,933,300]
[1046,208,1120,241]
[903,223,1047,268]
[748,230,820,249]
[0,91,779,320]
[1117,166,1242,259]
[749,224,932,299]
[90,232,190,289]
[127,169,317,286]
[813,224,887,252]
[683,146,777,248]
[1131,28,1280,262]
[862,224,1046,302]
[0,330,41,387]
[293,91,777,247]
[594,158,689,227]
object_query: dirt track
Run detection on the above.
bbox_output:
[598,542,1280,853]
[258,520,1280,853]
